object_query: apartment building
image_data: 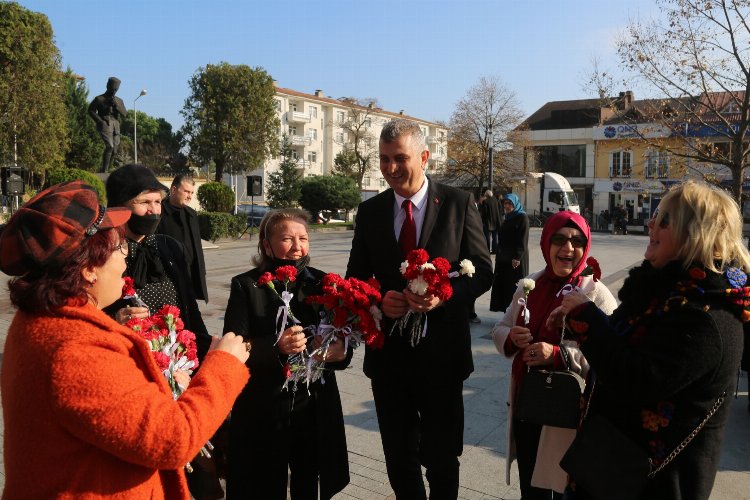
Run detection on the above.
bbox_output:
[234,86,447,203]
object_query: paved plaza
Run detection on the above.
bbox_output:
[0,228,747,498]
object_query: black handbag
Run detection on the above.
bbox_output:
[560,378,726,500]
[515,368,584,429]
[514,343,585,429]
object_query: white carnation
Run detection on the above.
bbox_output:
[459,259,475,277]
[408,275,429,296]
[399,260,409,275]
[518,278,536,294]
[420,263,436,272]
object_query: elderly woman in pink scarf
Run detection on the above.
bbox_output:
[491,211,618,500]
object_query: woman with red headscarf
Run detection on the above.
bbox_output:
[490,211,617,499]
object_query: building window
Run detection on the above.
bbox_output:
[364,118,371,128]
[308,128,317,140]
[335,132,344,143]
[336,111,345,124]
[645,150,669,178]
[307,151,317,163]
[363,177,371,187]
[535,145,586,177]
[290,150,298,160]
[288,126,297,136]
[309,106,317,118]
[610,150,632,177]
[439,131,446,141]
[379,179,386,187]
[439,146,445,157]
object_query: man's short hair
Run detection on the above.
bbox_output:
[380,119,426,152]
[171,173,195,189]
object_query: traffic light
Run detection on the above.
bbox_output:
[247,175,262,196]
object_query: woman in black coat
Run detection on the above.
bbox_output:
[223,208,351,500]
[490,193,530,312]
[554,181,750,500]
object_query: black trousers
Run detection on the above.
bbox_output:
[227,395,319,500]
[513,419,563,500]
[371,377,464,500]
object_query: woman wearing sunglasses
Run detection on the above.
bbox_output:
[552,181,750,500]
[491,211,617,499]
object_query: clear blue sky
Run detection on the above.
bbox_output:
[16,0,660,130]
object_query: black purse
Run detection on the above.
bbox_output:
[515,344,585,429]
[560,377,726,500]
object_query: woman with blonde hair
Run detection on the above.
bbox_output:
[553,181,750,499]
[223,208,352,499]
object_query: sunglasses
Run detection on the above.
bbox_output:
[650,209,670,229]
[550,234,587,248]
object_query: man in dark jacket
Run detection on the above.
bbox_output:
[157,174,208,302]
[346,119,492,498]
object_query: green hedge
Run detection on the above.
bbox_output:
[197,182,235,212]
[46,168,107,205]
[198,212,246,241]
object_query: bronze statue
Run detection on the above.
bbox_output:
[89,77,127,172]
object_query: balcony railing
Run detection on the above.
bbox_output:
[426,135,439,144]
[296,159,311,169]
[287,110,311,124]
[290,135,312,146]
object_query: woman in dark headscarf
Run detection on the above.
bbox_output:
[490,193,530,312]
[491,211,617,499]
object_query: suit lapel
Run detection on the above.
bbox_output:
[419,180,442,249]
[375,190,402,258]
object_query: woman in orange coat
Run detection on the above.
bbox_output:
[0,181,250,499]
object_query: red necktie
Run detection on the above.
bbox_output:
[399,199,417,258]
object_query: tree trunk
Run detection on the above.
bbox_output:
[214,158,225,183]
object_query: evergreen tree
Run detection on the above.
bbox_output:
[63,69,101,171]
[266,136,302,208]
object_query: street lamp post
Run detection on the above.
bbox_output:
[133,89,147,163]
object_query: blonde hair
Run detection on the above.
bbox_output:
[656,180,750,272]
[253,207,311,268]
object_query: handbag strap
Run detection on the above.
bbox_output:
[583,375,725,478]
[649,392,726,476]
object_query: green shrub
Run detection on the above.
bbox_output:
[198,212,246,241]
[46,167,107,205]
[197,182,235,212]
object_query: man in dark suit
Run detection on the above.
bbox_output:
[157,174,208,301]
[346,119,492,499]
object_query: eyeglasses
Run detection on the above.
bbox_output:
[115,242,129,256]
[649,209,670,229]
[550,233,587,248]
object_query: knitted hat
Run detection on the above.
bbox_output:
[106,164,167,207]
[0,181,131,276]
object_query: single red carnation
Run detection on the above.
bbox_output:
[407,249,429,266]
[122,276,137,298]
[257,272,274,286]
[154,351,171,371]
[276,265,298,282]
[283,362,292,379]
[431,257,451,275]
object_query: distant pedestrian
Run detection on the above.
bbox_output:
[157,174,208,302]
[490,193,529,313]
[481,189,502,253]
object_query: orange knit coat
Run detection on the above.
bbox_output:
[1,303,249,499]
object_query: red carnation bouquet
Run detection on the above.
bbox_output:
[122,296,208,472]
[289,273,384,387]
[395,249,475,346]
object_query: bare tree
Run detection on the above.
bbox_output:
[589,0,750,203]
[330,97,380,190]
[446,76,525,191]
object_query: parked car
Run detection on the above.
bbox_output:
[233,204,271,227]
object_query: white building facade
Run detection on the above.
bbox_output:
[234,86,447,203]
